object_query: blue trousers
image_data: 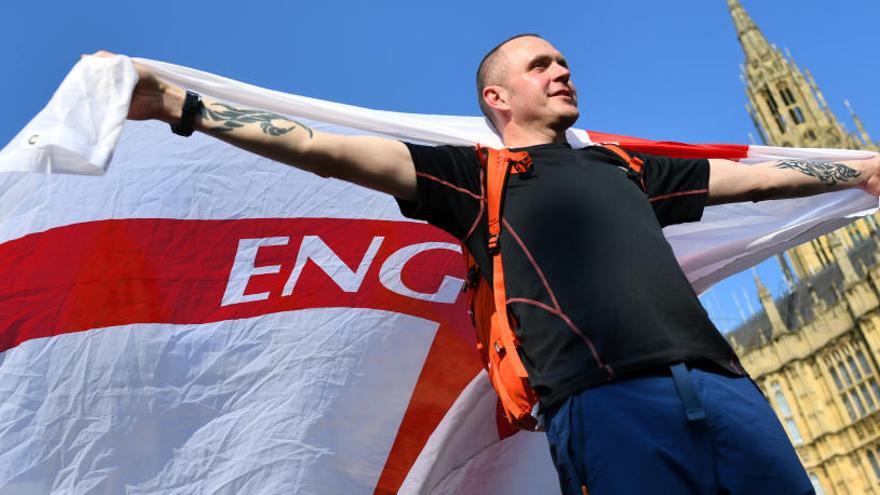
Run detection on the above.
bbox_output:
[544,367,813,494]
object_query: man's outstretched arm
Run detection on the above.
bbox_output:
[707,155,880,205]
[117,54,417,201]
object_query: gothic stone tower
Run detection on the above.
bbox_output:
[727,2,880,494]
[729,0,878,281]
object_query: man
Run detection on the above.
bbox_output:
[100,34,879,494]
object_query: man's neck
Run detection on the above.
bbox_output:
[500,122,568,148]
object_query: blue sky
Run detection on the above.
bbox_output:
[2,0,878,332]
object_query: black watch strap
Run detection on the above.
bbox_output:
[170,90,203,137]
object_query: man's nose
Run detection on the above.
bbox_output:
[551,63,571,82]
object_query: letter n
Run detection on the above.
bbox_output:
[282,235,384,297]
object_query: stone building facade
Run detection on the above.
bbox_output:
[726,1,879,493]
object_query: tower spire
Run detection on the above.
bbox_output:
[845,99,874,146]
[804,69,829,110]
[729,0,876,155]
[754,269,788,339]
[727,0,771,61]
[776,253,796,290]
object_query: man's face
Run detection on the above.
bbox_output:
[496,36,579,131]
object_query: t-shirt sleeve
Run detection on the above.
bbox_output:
[637,153,710,227]
[396,143,482,239]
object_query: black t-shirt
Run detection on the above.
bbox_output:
[397,142,745,411]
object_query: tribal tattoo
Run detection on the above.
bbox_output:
[774,159,860,186]
[201,103,313,138]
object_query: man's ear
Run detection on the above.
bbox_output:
[483,85,511,129]
[483,85,510,114]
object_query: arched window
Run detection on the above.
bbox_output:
[838,362,853,387]
[829,367,844,390]
[849,356,863,381]
[861,384,876,410]
[857,351,872,375]
[851,390,867,417]
[843,394,857,421]
[827,345,880,421]
[772,382,803,445]
[761,86,786,134]
[779,86,797,105]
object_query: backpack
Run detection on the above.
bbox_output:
[462,143,646,431]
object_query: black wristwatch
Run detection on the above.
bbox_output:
[170,90,203,137]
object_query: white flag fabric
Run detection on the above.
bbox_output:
[0,56,877,494]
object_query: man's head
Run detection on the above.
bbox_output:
[476,34,579,136]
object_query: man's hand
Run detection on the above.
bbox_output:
[707,154,880,205]
[85,51,185,123]
[861,155,880,196]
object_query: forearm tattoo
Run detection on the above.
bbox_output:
[201,103,313,138]
[774,159,860,186]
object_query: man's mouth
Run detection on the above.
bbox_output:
[550,90,574,99]
[550,91,576,105]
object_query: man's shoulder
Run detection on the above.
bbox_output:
[404,142,481,168]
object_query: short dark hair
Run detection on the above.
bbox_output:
[476,33,543,126]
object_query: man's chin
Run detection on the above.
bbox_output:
[554,110,579,131]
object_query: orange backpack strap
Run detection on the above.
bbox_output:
[470,146,539,430]
[600,143,646,191]
[485,148,531,377]
[485,148,532,253]
[485,148,506,254]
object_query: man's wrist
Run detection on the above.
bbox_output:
[862,156,880,193]
[162,86,187,123]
